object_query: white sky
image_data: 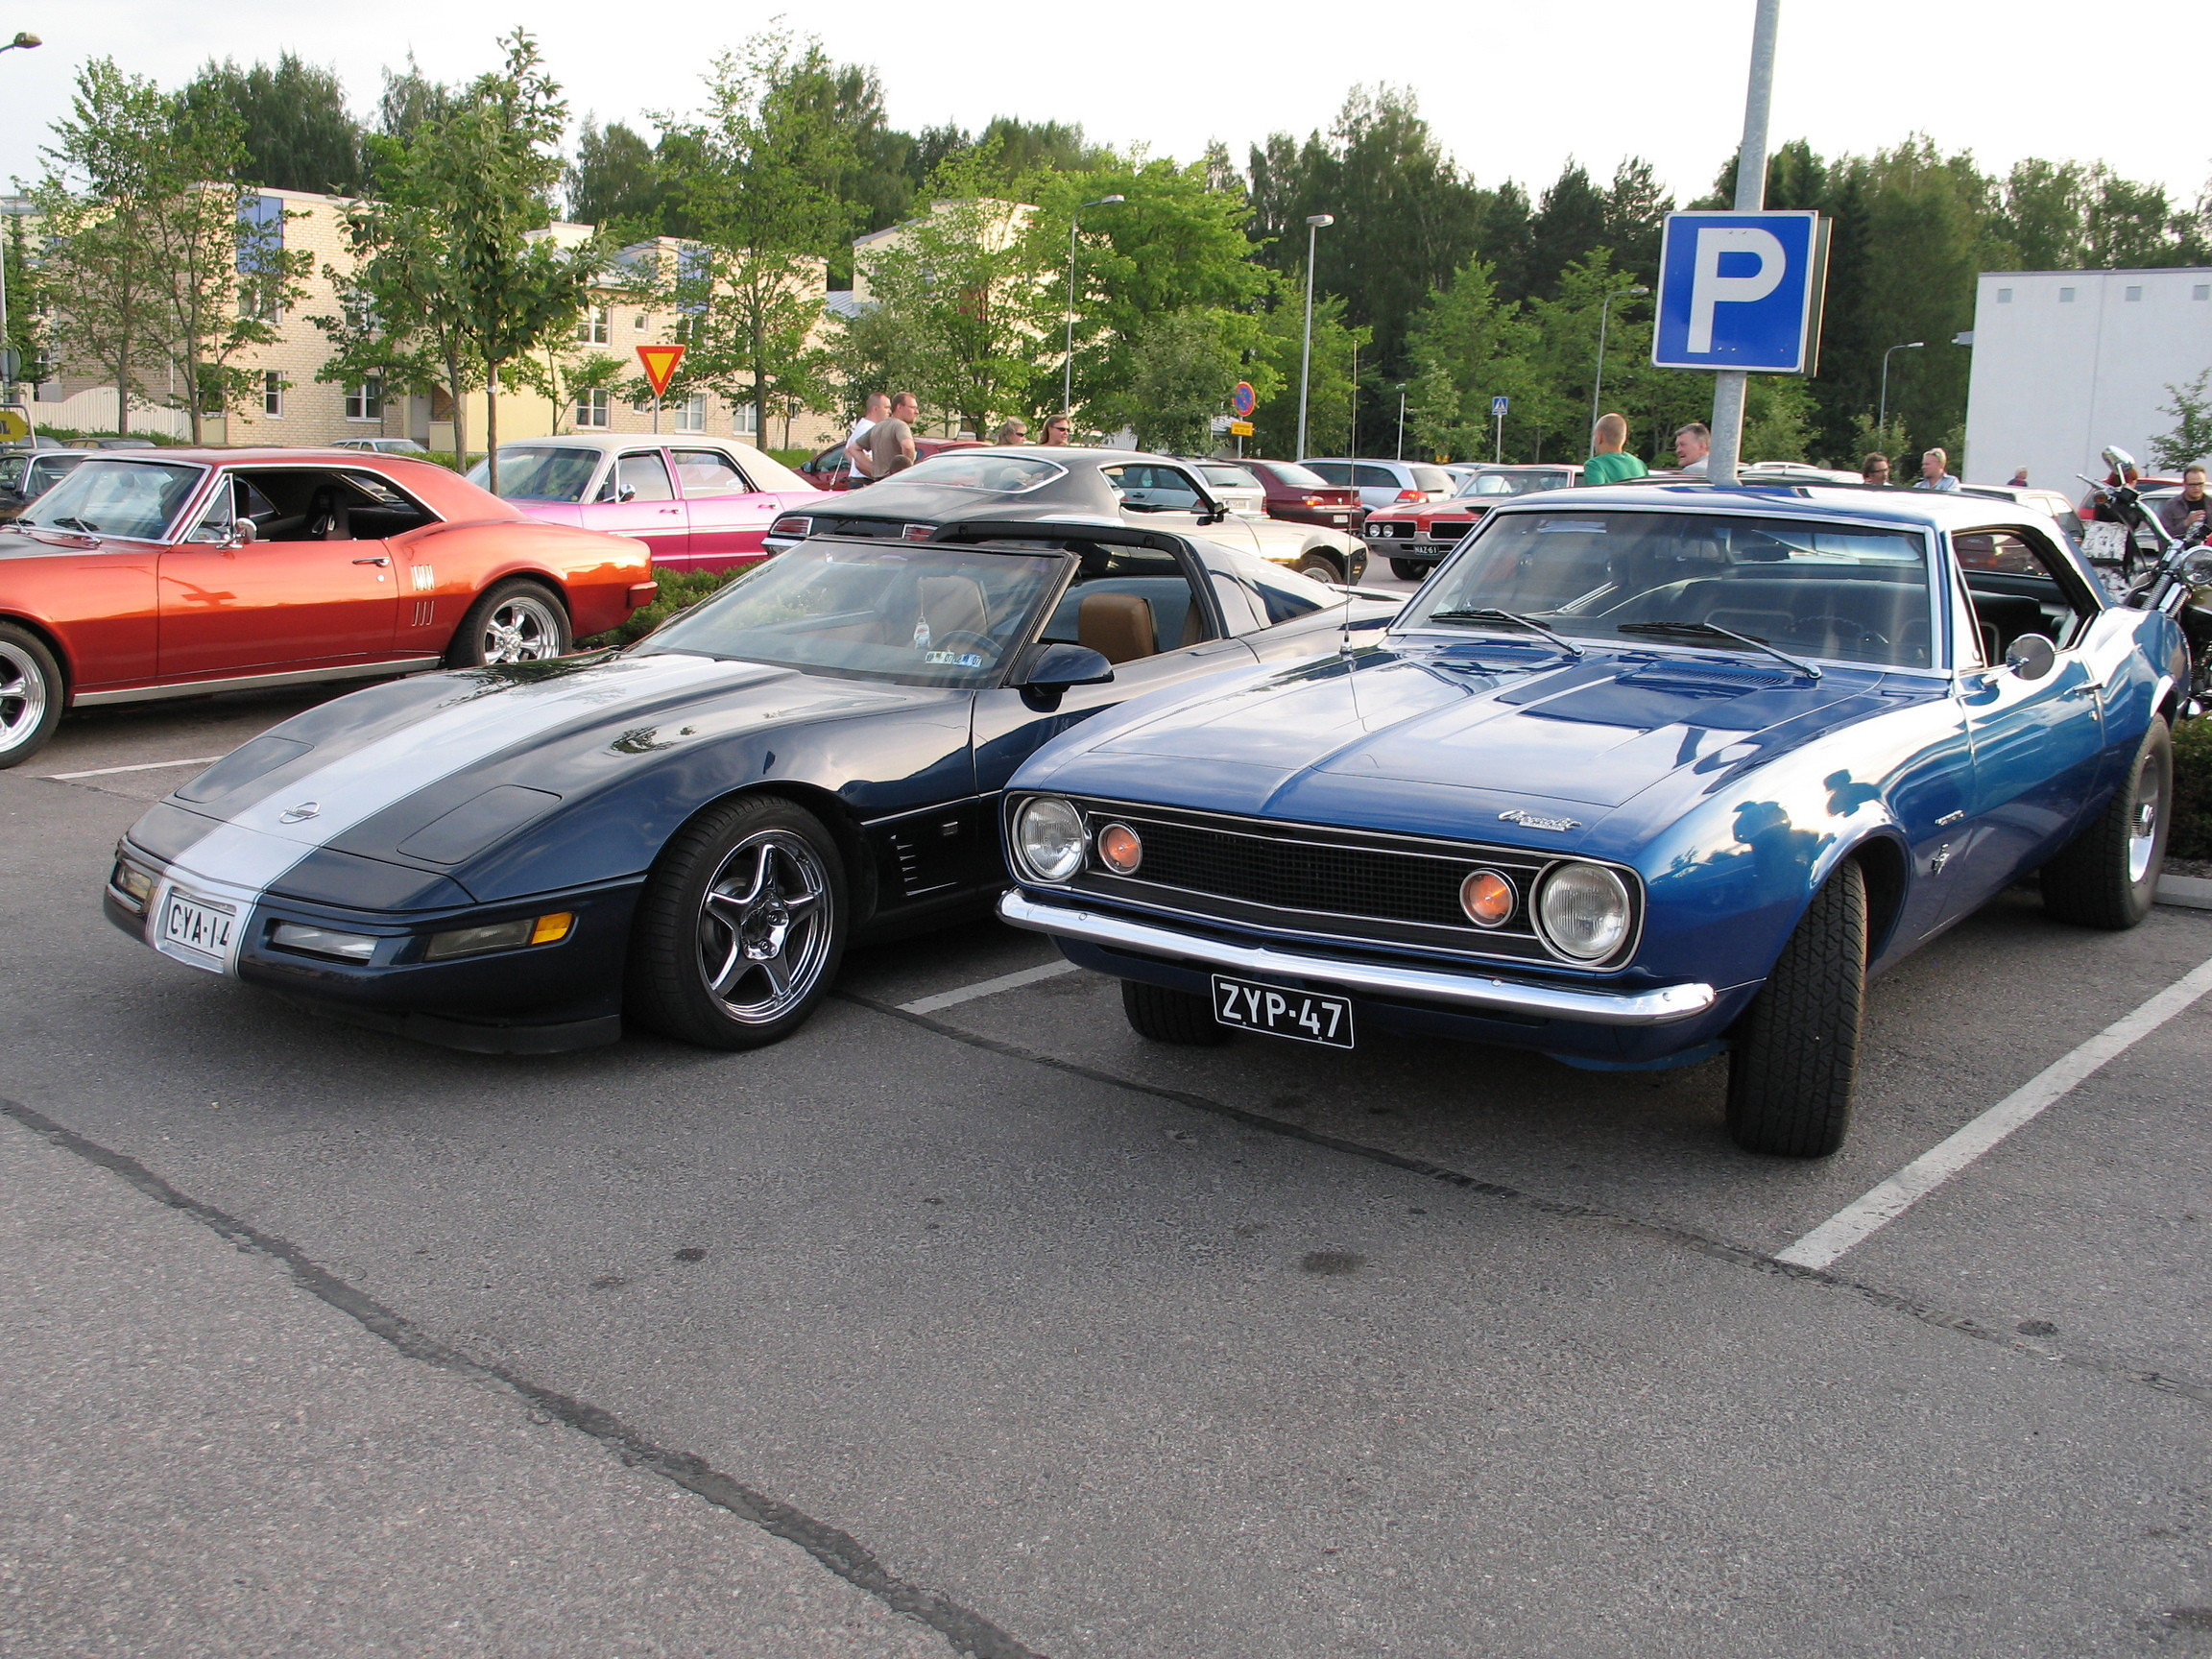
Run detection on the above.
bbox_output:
[5,0,2204,215]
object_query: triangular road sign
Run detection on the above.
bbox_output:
[636,344,685,398]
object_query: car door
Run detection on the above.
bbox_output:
[584,448,689,565]
[1104,462,1262,557]
[665,447,777,572]
[156,469,399,679]
[1944,526,2109,916]
[971,541,1258,860]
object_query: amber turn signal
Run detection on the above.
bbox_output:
[1097,823,1143,875]
[1459,869,1514,926]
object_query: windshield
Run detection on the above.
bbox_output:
[1262,462,1333,491]
[15,459,205,540]
[465,445,602,503]
[1462,471,1561,497]
[1198,465,1259,490]
[1400,509,1935,670]
[892,451,1066,493]
[637,539,1062,686]
[1410,465,1454,493]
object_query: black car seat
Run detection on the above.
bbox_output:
[1078,592,1156,663]
[304,485,350,541]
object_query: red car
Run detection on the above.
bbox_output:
[1238,458,1367,535]
[0,447,655,768]
[467,436,827,575]
[1361,464,1582,579]
[794,434,983,492]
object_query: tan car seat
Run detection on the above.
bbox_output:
[1078,592,1157,662]
[919,574,990,643]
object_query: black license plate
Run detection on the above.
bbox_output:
[1212,974,1355,1047]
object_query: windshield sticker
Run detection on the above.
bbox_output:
[1537,519,1608,534]
[924,651,985,668]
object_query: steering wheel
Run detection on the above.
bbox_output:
[1794,615,1887,650]
[924,630,995,659]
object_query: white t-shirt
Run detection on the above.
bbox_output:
[846,417,878,477]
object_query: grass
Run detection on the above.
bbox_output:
[577,567,742,650]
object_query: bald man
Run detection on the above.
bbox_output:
[1583,413,1648,486]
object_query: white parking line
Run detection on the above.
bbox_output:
[1777,950,2212,1271]
[900,960,1081,1016]
[46,757,219,781]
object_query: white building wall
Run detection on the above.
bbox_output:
[1963,267,2212,488]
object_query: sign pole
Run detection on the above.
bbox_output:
[1491,396,1507,464]
[653,394,661,435]
[1708,0,1782,486]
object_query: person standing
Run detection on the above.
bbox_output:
[844,392,888,483]
[1861,452,1893,487]
[1672,422,1710,476]
[1912,447,1960,492]
[992,417,1029,445]
[865,392,919,479]
[2008,467,2031,487]
[1582,413,1648,486]
[2160,465,2210,540]
[1040,414,1073,445]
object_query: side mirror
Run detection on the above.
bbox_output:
[2004,633,2056,682]
[1012,641,1115,692]
[2103,445,2139,477]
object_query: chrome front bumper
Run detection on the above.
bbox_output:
[998,892,1716,1027]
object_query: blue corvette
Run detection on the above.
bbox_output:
[998,484,2190,1156]
[106,522,1395,1052]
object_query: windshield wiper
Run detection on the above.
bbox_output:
[1421,607,1583,657]
[49,516,99,534]
[1616,619,1821,680]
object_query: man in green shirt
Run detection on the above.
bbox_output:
[1582,412,1648,486]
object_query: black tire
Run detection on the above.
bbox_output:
[626,795,847,1049]
[1293,551,1344,584]
[1725,859,1866,1158]
[445,578,571,667]
[1389,558,1428,582]
[0,621,64,770]
[1121,978,1229,1046]
[2040,718,2172,930]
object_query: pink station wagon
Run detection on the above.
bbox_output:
[468,435,829,574]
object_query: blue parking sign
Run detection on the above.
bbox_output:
[1651,210,1827,374]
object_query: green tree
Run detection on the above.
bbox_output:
[1119,308,1240,454]
[1247,278,1367,458]
[3,212,49,396]
[1403,254,1536,460]
[565,119,667,234]
[2150,371,2212,471]
[179,55,365,195]
[1526,161,1608,301]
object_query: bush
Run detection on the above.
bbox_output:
[578,566,741,650]
[2170,714,2212,861]
[767,446,814,469]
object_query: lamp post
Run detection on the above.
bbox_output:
[1063,194,1123,424]
[1877,340,1923,435]
[1395,384,1407,461]
[1296,213,1334,461]
[1589,283,1648,430]
[1,32,40,52]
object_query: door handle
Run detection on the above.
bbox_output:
[353,556,390,566]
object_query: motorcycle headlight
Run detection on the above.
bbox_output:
[1013,796,1087,882]
[1536,862,1632,962]
[2179,549,2212,588]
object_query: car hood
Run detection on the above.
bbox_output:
[1024,637,1890,855]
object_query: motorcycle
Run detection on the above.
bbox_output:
[2078,445,2212,711]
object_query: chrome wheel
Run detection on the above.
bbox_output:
[2128,754,2163,885]
[479,593,565,663]
[0,639,48,756]
[695,830,834,1024]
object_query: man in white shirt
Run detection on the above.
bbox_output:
[844,392,889,482]
[1673,421,1710,476]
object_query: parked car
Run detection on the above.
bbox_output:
[1176,459,1268,517]
[794,434,982,492]
[332,437,430,456]
[1361,465,1580,580]
[1238,458,1365,536]
[0,449,87,520]
[998,483,2185,1158]
[0,448,656,768]
[103,521,1400,1053]
[465,435,826,575]
[765,448,1372,584]
[1300,458,1456,511]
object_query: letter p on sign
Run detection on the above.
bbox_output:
[1688,228,1786,353]
[1652,210,1826,375]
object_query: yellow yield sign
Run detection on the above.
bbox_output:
[0,408,30,442]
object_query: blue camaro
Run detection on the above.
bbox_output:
[998,484,2190,1156]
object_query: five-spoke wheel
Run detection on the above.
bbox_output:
[0,623,63,769]
[447,578,572,667]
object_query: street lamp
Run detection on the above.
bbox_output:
[1063,194,1123,424]
[1589,283,1648,430]
[1296,213,1334,462]
[1,32,40,52]
[1878,340,1923,434]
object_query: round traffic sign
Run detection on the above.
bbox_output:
[1231,381,1256,417]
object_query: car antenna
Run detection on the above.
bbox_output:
[1339,566,1363,726]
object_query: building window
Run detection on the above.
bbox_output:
[576,304,611,345]
[675,392,708,433]
[2126,285,2144,302]
[2058,287,2077,303]
[575,389,610,429]
[1996,287,2012,303]
[731,399,757,436]
[345,380,383,421]
[262,372,282,417]
[634,315,649,331]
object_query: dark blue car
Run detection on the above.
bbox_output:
[998,485,2190,1156]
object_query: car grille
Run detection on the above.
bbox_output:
[1053,800,1639,969]
[1427,518,1475,539]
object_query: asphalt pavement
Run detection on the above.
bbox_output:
[8,592,2212,1656]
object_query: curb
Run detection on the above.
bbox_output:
[2156,873,2212,911]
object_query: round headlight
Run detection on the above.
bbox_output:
[1097,823,1142,874]
[1014,796,1087,882]
[1536,862,1631,961]
[1459,869,1514,926]
[2180,548,2212,588]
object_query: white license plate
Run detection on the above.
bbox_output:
[161,891,237,963]
[1212,974,1355,1048]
